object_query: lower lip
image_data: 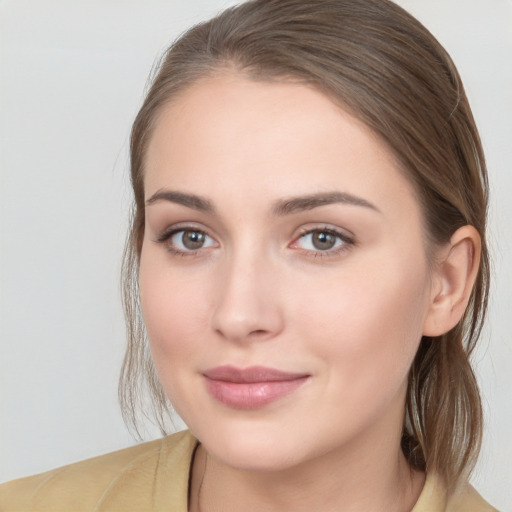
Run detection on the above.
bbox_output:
[204,377,309,410]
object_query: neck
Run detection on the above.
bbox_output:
[189,424,424,512]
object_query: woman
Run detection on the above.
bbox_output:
[0,0,501,510]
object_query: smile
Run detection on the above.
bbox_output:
[203,366,310,410]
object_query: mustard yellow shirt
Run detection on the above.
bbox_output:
[0,430,498,511]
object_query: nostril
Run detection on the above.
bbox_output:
[250,329,268,336]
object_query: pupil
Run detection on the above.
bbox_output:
[313,231,335,250]
[183,231,205,250]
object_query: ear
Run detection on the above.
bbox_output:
[422,225,481,337]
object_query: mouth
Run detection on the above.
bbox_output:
[202,365,310,410]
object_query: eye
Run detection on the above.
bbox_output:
[292,228,353,254]
[157,228,217,254]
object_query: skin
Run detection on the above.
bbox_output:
[138,73,479,512]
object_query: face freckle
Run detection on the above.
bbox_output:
[138,73,435,473]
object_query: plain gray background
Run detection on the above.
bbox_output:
[1,1,511,509]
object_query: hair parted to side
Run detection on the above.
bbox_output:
[120,0,489,492]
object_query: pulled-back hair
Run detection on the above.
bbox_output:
[120,0,489,492]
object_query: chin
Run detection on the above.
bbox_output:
[189,416,309,472]
[210,440,303,473]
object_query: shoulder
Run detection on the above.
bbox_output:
[446,482,500,512]
[413,472,499,512]
[0,429,197,512]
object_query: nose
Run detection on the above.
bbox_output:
[211,251,284,344]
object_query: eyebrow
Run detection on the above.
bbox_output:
[145,189,379,215]
[145,190,215,213]
[272,191,380,216]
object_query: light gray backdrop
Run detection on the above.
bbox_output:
[0,1,510,509]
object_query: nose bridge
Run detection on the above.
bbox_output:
[211,240,282,342]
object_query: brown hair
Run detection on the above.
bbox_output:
[120,0,489,492]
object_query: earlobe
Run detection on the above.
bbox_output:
[422,225,481,337]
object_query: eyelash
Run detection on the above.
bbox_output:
[155,226,216,257]
[292,226,355,259]
[154,225,355,258]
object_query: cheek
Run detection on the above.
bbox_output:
[291,254,430,403]
[138,251,210,382]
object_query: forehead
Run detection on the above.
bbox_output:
[144,73,420,222]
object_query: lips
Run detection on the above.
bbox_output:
[203,365,309,409]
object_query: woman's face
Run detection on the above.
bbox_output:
[139,74,436,471]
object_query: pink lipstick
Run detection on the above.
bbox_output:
[203,365,309,409]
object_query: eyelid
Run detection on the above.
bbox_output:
[289,225,355,257]
[153,223,219,256]
[152,222,355,258]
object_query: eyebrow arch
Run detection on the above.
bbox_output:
[272,191,380,216]
[145,189,215,213]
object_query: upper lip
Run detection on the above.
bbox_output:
[203,365,309,383]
